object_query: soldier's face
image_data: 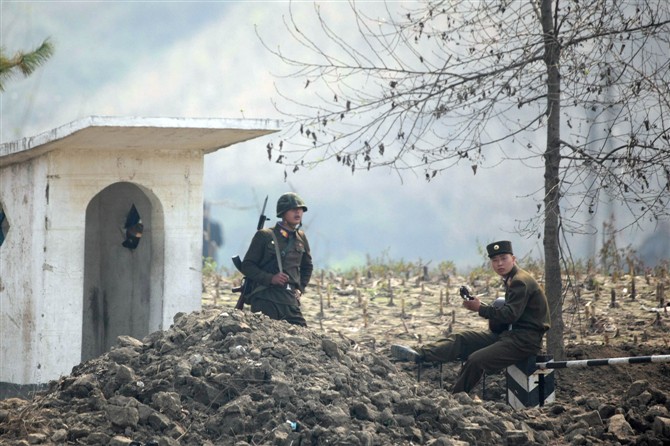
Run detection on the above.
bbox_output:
[490,253,515,276]
[283,207,304,228]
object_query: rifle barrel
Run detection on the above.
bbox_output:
[257,195,269,230]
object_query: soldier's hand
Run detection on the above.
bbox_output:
[271,272,289,286]
[463,297,481,312]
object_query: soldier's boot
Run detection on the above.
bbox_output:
[390,344,423,363]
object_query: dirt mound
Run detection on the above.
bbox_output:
[1,306,669,446]
[1,268,669,445]
[1,309,536,445]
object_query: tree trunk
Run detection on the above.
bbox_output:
[540,0,565,360]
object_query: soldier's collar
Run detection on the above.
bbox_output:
[503,265,519,285]
[276,222,296,238]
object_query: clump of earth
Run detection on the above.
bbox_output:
[1,269,668,445]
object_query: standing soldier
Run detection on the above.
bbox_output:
[391,240,551,394]
[240,193,313,326]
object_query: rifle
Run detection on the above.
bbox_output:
[232,196,270,310]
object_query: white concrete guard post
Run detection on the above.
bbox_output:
[506,355,556,410]
[0,116,281,397]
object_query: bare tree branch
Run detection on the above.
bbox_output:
[258,0,670,358]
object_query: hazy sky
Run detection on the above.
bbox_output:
[1,1,661,272]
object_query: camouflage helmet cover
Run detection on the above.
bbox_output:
[276,192,308,217]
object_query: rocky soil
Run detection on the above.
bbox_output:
[1,266,668,445]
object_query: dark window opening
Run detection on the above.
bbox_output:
[0,202,9,248]
[122,204,143,250]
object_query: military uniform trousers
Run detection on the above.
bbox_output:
[249,287,307,327]
[419,329,544,393]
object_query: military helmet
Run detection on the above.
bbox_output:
[276,192,308,217]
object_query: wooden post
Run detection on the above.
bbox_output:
[610,288,617,308]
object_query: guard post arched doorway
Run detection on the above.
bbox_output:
[82,182,164,362]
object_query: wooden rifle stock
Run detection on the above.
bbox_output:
[232,255,246,310]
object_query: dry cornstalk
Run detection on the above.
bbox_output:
[657,282,665,306]
[318,292,324,319]
[362,300,368,328]
[387,278,395,306]
[439,289,444,316]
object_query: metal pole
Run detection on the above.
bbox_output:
[536,354,670,370]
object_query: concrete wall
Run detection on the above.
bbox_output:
[0,156,49,386]
[0,146,204,386]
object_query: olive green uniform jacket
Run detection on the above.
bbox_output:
[420,265,550,393]
[240,225,313,325]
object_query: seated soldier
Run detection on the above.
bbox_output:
[391,240,551,394]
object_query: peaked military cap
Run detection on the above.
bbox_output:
[486,240,513,258]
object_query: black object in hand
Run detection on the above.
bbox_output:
[459,285,474,300]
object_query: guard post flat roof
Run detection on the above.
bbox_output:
[0,115,283,167]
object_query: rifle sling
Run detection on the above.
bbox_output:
[270,231,284,273]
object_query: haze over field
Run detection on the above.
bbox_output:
[2,1,667,271]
